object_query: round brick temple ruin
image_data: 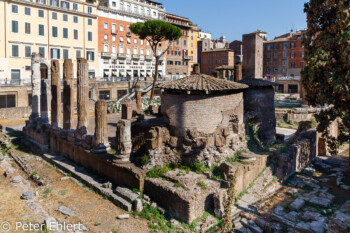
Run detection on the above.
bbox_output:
[153,73,249,164]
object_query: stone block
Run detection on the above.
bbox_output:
[168,136,178,148]
[115,186,139,202]
[207,136,215,147]
[215,135,225,147]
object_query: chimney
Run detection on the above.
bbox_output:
[193,64,200,74]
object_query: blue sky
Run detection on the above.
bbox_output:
[159,0,307,41]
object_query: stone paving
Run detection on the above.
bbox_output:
[233,154,350,233]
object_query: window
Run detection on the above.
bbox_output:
[283,59,287,65]
[39,47,45,57]
[38,9,44,17]
[12,21,18,33]
[99,91,110,100]
[103,44,108,52]
[24,7,31,16]
[88,31,92,41]
[291,52,295,58]
[147,9,150,16]
[63,14,68,21]
[73,16,78,23]
[12,45,19,57]
[274,52,277,58]
[127,38,131,44]
[104,34,108,41]
[63,49,69,59]
[119,2,123,10]
[291,43,295,48]
[133,46,138,54]
[76,50,81,59]
[140,49,144,55]
[50,0,59,7]
[134,38,137,44]
[73,3,77,11]
[12,4,18,13]
[274,44,278,50]
[267,53,270,58]
[140,8,144,15]
[127,47,131,54]
[52,26,58,37]
[134,6,137,13]
[119,44,124,53]
[126,4,130,12]
[168,72,172,80]
[86,51,94,61]
[153,11,156,17]
[88,19,92,25]
[24,46,31,57]
[0,94,16,108]
[52,12,57,20]
[183,40,187,46]
[10,71,20,86]
[61,1,69,9]
[74,29,78,40]
[283,44,288,49]
[112,23,116,33]
[104,23,108,29]
[112,1,116,7]
[25,22,31,34]
[140,40,144,45]
[301,51,304,58]
[274,60,277,65]
[112,36,116,42]
[290,62,295,68]
[117,90,127,100]
[38,24,44,36]
[63,28,68,38]
[112,46,116,54]
[120,25,124,31]
[87,6,92,14]
[266,45,271,51]
[51,48,60,59]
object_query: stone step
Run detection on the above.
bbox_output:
[115,186,139,203]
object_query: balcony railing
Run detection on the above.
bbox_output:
[118,53,127,59]
[145,55,153,60]
[132,54,140,59]
[126,32,132,37]
[101,52,111,58]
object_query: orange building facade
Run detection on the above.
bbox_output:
[200,49,234,76]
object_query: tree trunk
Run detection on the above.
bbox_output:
[150,56,159,100]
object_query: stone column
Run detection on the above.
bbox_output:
[63,59,74,130]
[51,60,61,128]
[75,58,89,143]
[115,119,132,163]
[41,78,51,123]
[136,90,142,110]
[92,100,109,154]
[30,53,41,120]
[235,63,243,82]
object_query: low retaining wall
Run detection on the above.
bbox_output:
[50,135,146,191]
[0,106,31,119]
[275,108,319,123]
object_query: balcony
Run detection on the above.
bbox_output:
[101,52,111,58]
[111,29,118,35]
[118,53,127,59]
[126,32,132,37]
[132,54,140,60]
[145,55,153,60]
[183,55,190,60]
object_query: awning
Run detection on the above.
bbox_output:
[127,71,132,76]
[104,71,110,76]
[140,70,145,73]
[146,71,151,76]
[112,71,118,76]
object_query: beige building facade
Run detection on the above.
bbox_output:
[0,0,99,85]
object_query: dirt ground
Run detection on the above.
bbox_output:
[0,138,150,233]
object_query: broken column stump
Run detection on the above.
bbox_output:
[75,58,89,145]
[92,100,109,154]
[115,120,131,163]
[63,59,74,131]
[51,60,61,128]
[30,52,41,121]
[136,90,142,110]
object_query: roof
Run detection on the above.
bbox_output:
[202,48,233,53]
[216,65,235,70]
[238,78,278,87]
[157,74,248,93]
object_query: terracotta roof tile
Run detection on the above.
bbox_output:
[157,74,248,92]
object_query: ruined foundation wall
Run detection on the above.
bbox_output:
[243,87,276,144]
[0,106,31,119]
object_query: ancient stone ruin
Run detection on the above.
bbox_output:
[23,53,330,226]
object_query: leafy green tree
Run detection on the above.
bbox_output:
[130,20,182,100]
[302,0,350,178]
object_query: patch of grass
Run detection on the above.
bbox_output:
[94,223,101,226]
[146,163,177,178]
[197,181,207,190]
[109,146,117,154]
[283,203,290,212]
[103,196,108,200]
[277,120,298,130]
[211,165,224,180]
[58,190,67,196]
[146,162,211,178]
[43,187,52,198]
[67,173,72,177]
[30,170,38,177]
[135,154,149,166]
[174,182,187,190]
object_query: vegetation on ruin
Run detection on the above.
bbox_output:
[129,20,182,100]
[277,120,299,130]
[196,181,207,190]
[302,0,350,178]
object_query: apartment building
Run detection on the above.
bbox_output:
[263,30,306,93]
[201,48,234,76]
[197,30,212,66]
[165,13,191,80]
[97,0,166,83]
[229,40,242,64]
[0,0,99,85]
[188,26,198,75]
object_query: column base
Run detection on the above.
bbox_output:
[114,154,131,164]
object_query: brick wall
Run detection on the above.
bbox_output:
[161,92,244,136]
